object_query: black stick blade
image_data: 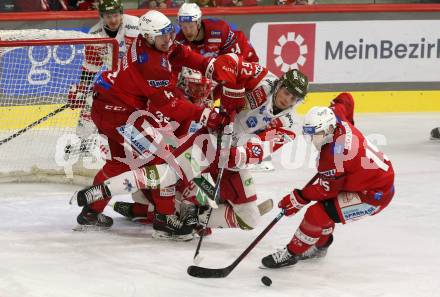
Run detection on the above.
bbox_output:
[187,265,231,278]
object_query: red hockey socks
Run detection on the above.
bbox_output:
[287,202,335,254]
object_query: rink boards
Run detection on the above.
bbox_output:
[1,90,440,131]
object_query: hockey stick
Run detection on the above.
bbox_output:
[187,173,319,278]
[193,111,236,262]
[188,210,285,278]
[0,104,68,146]
[193,175,273,216]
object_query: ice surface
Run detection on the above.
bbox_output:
[1,113,439,297]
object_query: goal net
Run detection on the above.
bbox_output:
[0,29,119,184]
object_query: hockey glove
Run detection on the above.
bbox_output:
[227,141,264,169]
[68,83,89,109]
[220,85,246,114]
[278,189,309,216]
[199,108,230,131]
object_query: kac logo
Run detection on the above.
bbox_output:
[246,116,258,128]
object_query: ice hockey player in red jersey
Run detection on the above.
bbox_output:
[71,52,309,236]
[176,3,258,62]
[73,10,229,240]
[111,67,217,224]
[261,92,395,268]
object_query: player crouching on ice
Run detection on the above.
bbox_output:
[261,93,395,268]
[70,62,309,240]
[109,63,307,235]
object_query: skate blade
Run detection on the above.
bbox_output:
[72,224,111,232]
[152,231,194,242]
[250,166,275,172]
[131,217,152,224]
[172,234,194,242]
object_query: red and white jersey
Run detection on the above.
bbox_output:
[302,93,395,202]
[207,53,296,145]
[175,18,258,62]
[232,30,259,63]
[85,14,139,71]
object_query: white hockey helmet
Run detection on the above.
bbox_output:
[303,106,337,149]
[139,10,175,45]
[177,3,202,28]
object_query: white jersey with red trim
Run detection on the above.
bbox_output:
[86,14,139,70]
[232,71,296,146]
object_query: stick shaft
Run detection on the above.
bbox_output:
[0,104,68,146]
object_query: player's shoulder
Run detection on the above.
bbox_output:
[88,21,104,35]
[254,71,278,93]
[332,118,365,155]
[137,42,170,72]
[318,143,342,172]
[203,18,232,34]
[122,14,140,35]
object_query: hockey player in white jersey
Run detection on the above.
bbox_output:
[88,0,139,61]
[65,0,139,160]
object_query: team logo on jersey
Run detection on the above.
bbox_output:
[138,52,148,64]
[148,80,170,88]
[246,116,258,128]
[125,24,138,30]
[250,145,262,157]
[211,30,221,37]
[267,23,316,81]
[320,169,336,177]
[123,178,134,192]
[246,86,266,109]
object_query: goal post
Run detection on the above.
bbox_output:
[0,30,119,184]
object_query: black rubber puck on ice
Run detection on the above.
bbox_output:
[431,127,440,140]
[261,276,272,286]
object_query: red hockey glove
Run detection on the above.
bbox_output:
[68,83,89,109]
[220,85,245,114]
[199,108,230,131]
[278,189,309,216]
[227,141,264,169]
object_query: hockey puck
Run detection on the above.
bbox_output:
[261,276,272,286]
[431,127,440,140]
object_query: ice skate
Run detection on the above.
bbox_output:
[261,247,298,269]
[73,206,113,231]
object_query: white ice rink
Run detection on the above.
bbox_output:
[1,113,439,297]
